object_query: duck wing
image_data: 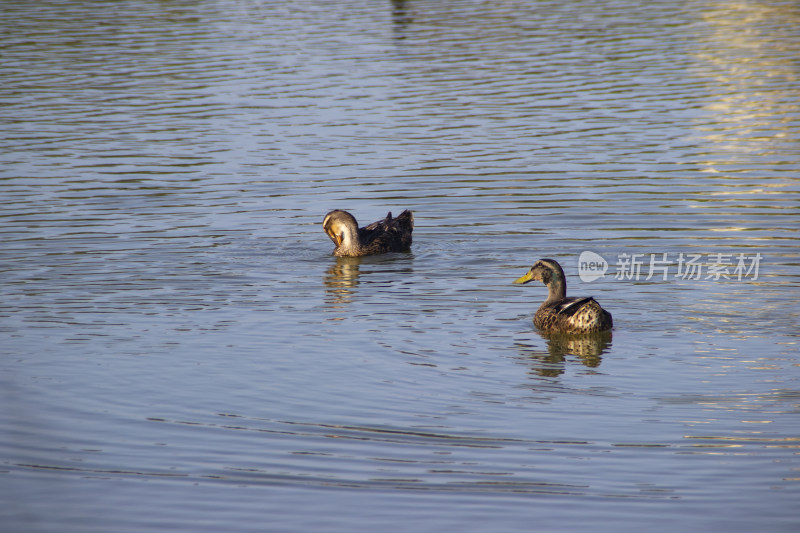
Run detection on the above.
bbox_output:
[553,297,595,317]
[358,210,414,253]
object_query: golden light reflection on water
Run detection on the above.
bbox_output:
[685,435,800,444]
[690,2,800,167]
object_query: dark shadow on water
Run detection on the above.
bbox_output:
[516,331,612,377]
[391,0,413,30]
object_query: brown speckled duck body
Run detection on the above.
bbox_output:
[323,209,413,257]
[513,258,613,334]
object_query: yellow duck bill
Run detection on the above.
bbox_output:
[513,271,535,284]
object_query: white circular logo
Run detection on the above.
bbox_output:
[578,251,608,282]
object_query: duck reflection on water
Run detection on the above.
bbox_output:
[324,257,363,308]
[322,251,415,312]
[516,330,612,377]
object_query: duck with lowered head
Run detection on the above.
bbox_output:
[322,209,414,257]
[513,258,613,334]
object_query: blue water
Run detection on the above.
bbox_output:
[1,1,799,531]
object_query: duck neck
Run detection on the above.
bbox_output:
[544,271,566,304]
[337,225,362,255]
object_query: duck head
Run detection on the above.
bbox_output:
[513,258,567,302]
[323,210,360,252]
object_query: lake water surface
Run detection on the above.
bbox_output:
[1,1,799,531]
